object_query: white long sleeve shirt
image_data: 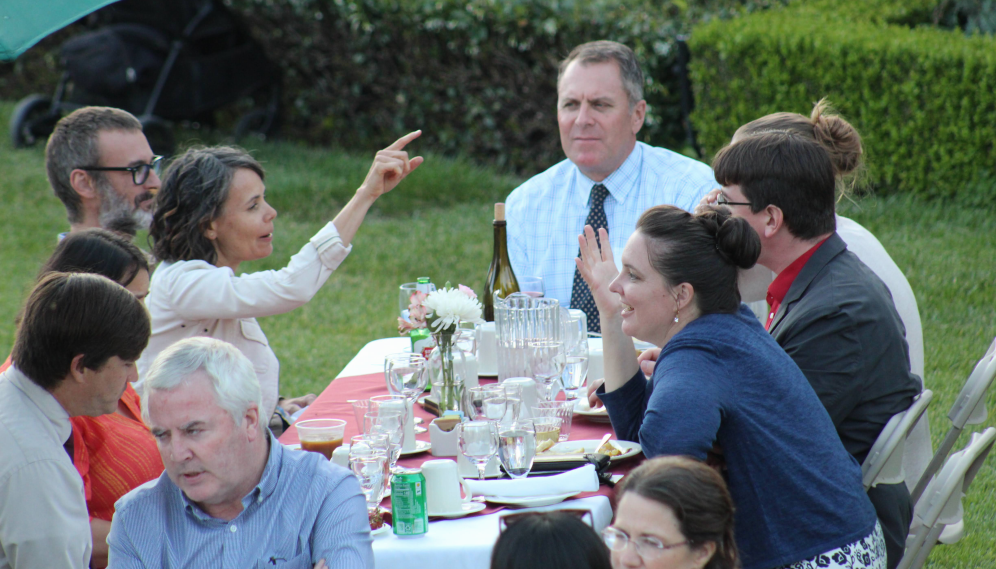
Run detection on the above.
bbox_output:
[136,222,352,417]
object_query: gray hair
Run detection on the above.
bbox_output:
[45,107,143,223]
[557,40,644,108]
[150,146,265,264]
[141,337,263,430]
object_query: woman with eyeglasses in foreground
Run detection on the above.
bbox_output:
[576,205,884,569]
[604,456,736,569]
[491,510,611,569]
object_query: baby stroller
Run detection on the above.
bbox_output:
[10,0,281,155]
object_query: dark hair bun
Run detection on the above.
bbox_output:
[811,99,862,177]
[697,206,760,269]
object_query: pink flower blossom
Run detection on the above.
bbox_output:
[458,284,478,299]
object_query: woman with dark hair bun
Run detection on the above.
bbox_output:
[575,206,884,569]
[491,511,611,569]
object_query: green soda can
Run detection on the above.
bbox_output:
[391,468,428,537]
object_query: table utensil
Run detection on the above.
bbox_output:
[465,385,507,422]
[518,276,545,298]
[351,454,388,515]
[421,459,474,515]
[532,401,575,442]
[528,340,566,401]
[295,418,347,460]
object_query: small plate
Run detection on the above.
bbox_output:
[535,440,642,464]
[573,398,611,422]
[399,440,431,456]
[371,523,392,537]
[484,491,580,508]
[428,501,487,518]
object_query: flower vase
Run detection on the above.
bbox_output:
[428,330,468,414]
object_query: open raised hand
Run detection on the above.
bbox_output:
[574,225,621,314]
[359,130,425,200]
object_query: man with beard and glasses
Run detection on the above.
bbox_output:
[45,107,162,240]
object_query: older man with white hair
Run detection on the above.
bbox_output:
[107,337,372,569]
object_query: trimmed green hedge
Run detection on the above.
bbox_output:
[689,0,996,199]
[229,0,785,174]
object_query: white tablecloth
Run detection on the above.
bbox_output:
[335,338,613,569]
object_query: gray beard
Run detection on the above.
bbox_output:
[97,180,153,236]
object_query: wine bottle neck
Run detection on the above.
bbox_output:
[493,220,510,263]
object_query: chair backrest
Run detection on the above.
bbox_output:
[948,336,996,429]
[899,427,996,569]
[862,390,934,489]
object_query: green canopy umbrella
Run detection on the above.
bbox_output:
[1,0,119,60]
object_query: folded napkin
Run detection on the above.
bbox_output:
[464,464,599,498]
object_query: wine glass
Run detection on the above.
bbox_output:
[498,420,536,479]
[399,282,418,319]
[385,353,428,416]
[502,382,523,422]
[528,340,566,401]
[364,410,405,472]
[465,385,507,422]
[457,420,499,480]
[350,433,391,487]
[351,454,388,516]
[518,276,545,298]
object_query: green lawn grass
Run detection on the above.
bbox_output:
[1,103,993,568]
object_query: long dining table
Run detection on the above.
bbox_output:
[277,337,639,569]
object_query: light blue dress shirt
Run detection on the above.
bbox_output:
[107,434,373,569]
[505,142,717,309]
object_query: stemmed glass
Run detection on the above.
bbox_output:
[528,340,566,401]
[385,353,428,433]
[518,276,545,299]
[563,339,589,401]
[457,420,499,480]
[351,454,388,518]
[364,409,405,472]
[465,385,507,422]
[497,420,536,479]
[399,282,418,320]
[502,383,523,422]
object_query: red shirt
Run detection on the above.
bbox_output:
[765,238,830,330]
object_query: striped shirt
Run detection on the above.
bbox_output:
[107,434,373,569]
[505,142,716,308]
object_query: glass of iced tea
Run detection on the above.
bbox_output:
[296,418,347,460]
[532,416,562,449]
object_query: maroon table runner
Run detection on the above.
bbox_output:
[279,372,636,515]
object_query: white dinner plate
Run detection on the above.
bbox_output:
[535,440,642,464]
[484,491,581,508]
[573,398,611,422]
[399,440,432,456]
[428,501,487,518]
[371,523,392,537]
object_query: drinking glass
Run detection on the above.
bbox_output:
[295,419,347,460]
[518,276,545,298]
[563,340,589,401]
[457,420,499,480]
[350,399,370,427]
[498,420,536,479]
[364,411,405,471]
[351,454,388,515]
[502,382,523,422]
[385,353,428,404]
[532,416,562,450]
[465,385,507,421]
[528,340,566,401]
[350,433,391,486]
[532,401,574,442]
[399,282,418,319]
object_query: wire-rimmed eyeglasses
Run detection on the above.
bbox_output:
[600,526,689,559]
[80,155,163,185]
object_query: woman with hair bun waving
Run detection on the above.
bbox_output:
[576,206,885,569]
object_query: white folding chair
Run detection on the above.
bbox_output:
[898,427,996,569]
[910,336,996,505]
[862,390,934,490]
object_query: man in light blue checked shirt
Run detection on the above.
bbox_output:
[506,41,716,329]
[107,337,372,569]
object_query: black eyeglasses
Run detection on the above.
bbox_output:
[601,526,689,559]
[716,193,752,207]
[498,509,593,533]
[80,155,163,185]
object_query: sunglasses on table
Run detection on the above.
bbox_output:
[498,509,593,533]
[80,155,163,185]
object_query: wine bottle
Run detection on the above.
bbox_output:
[483,203,519,321]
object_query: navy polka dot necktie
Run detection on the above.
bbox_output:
[571,184,609,333]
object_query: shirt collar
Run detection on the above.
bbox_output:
[181,431,283,522]
[574,142,642,205]
[766,237,831,307]
[4,365,72,443]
